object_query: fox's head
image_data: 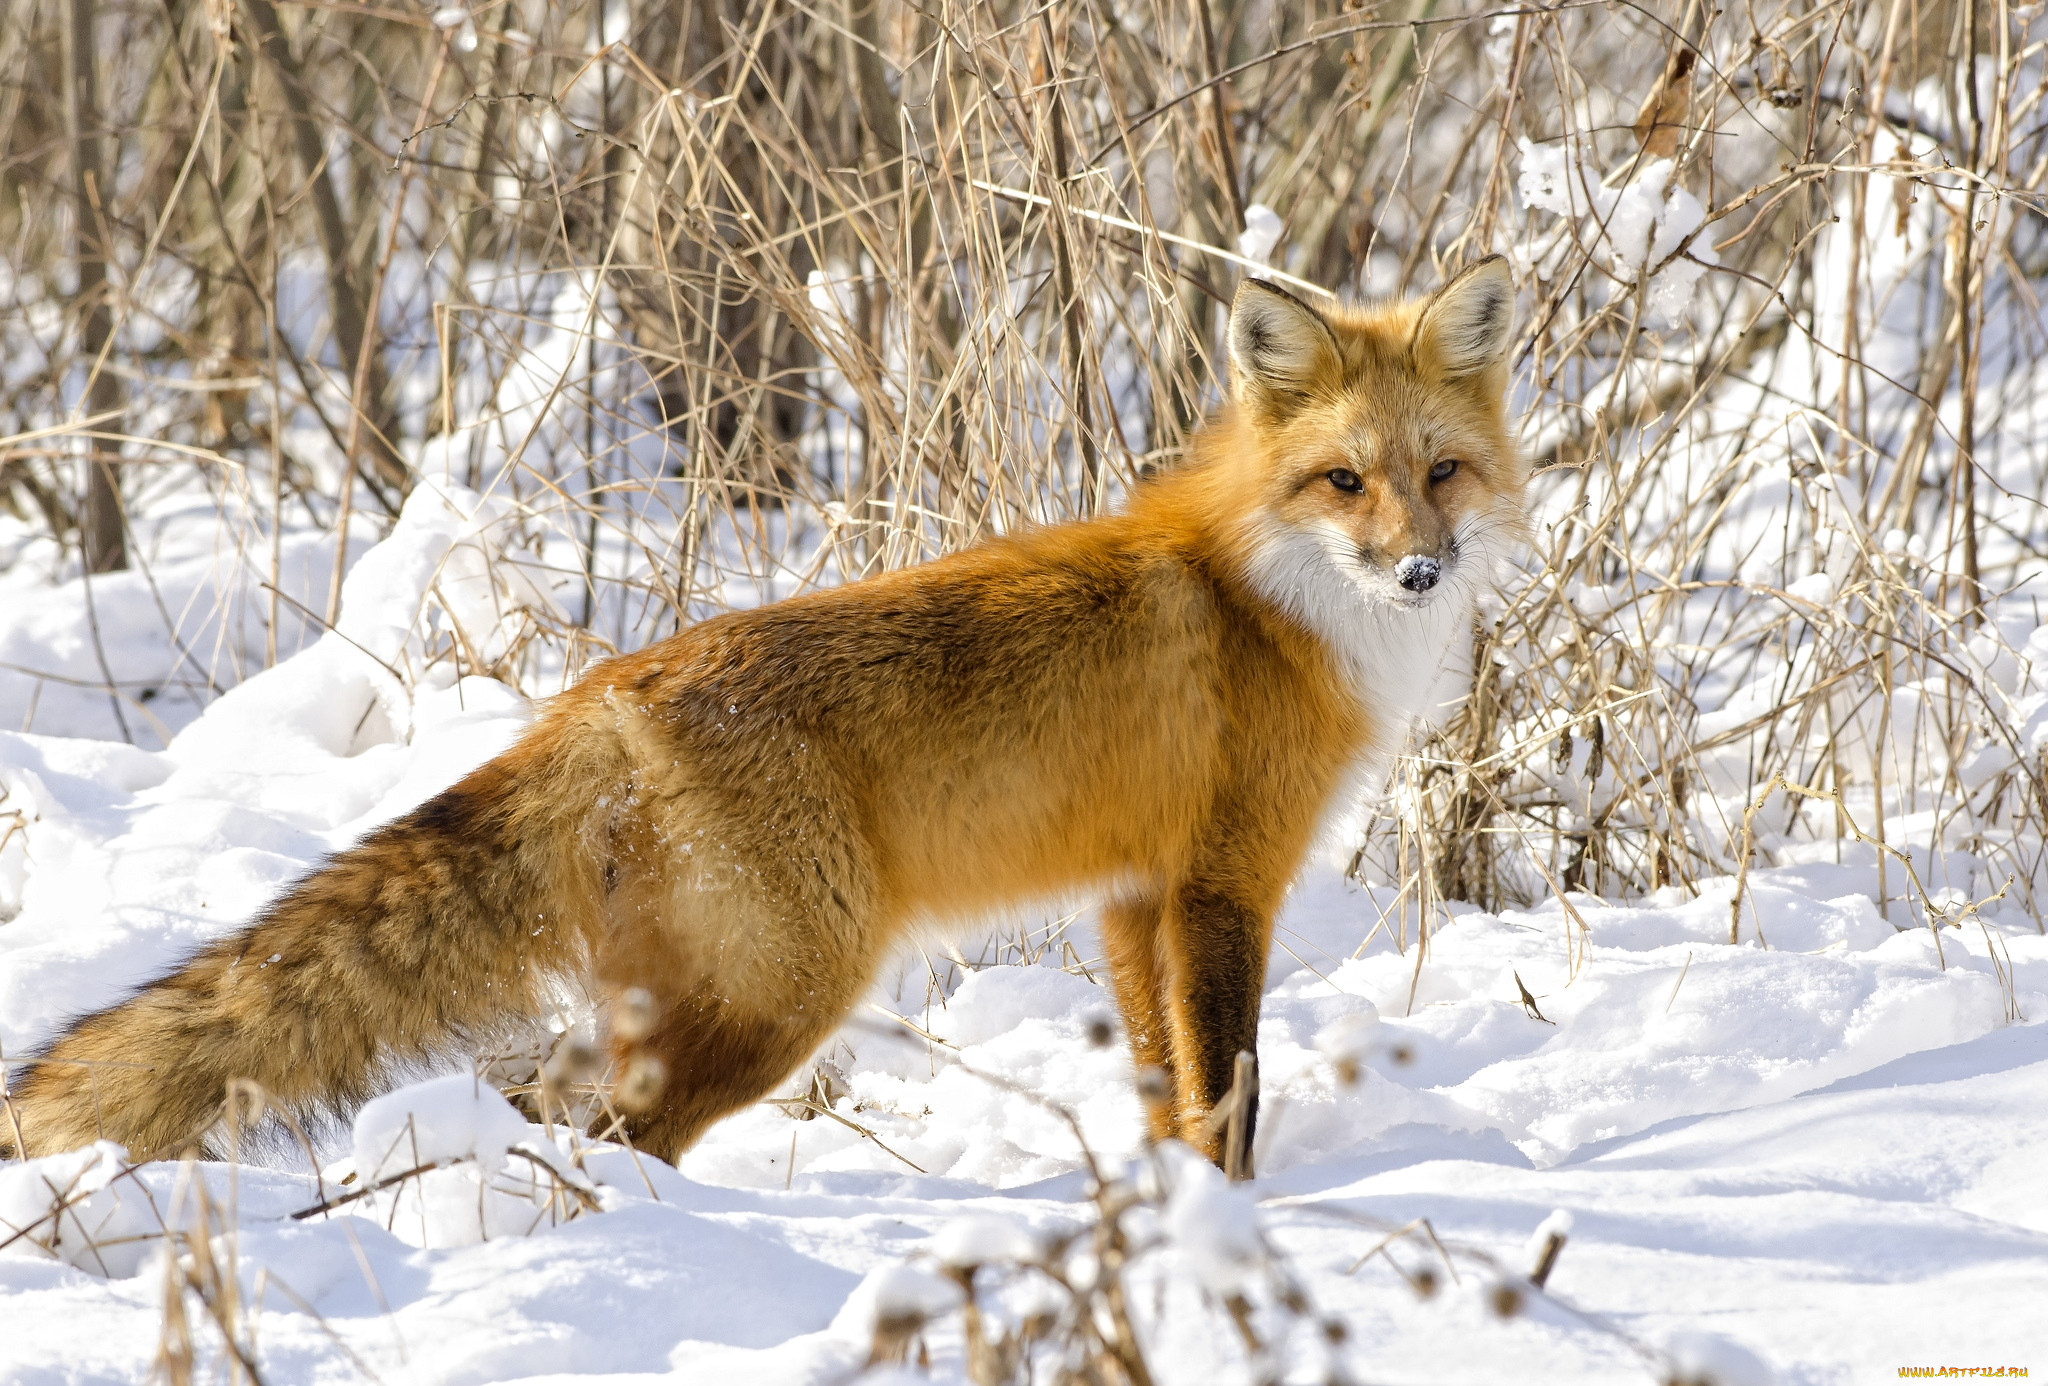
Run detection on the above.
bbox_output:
[1218,258,1525,629]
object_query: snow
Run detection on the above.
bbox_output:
[1786,572,1836,606]
[1517,143,1719,326]
[2,490,2046,1382]
[928,1212,1040,1270]
[862,1262,967,1325]
[335,1075,622,1249]
[351,1074,533,1185]
[0,1140,161,1278]
[1237,205,1285,267]
[1160,1148,1265,1294]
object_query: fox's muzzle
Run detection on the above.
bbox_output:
[1394,554,1441,593]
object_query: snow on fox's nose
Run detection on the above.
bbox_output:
[1394,554,1441,593]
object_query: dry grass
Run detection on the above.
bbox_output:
[2,0,2046,952]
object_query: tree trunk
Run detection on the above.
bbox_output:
[237,0,408,503]
[63,0,125,573]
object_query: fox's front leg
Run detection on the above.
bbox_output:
[1160,882,1275,1173]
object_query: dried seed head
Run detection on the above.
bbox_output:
[615,1051,668,1112]
[1085,1015,1115,1048]
[863,1264,960,1368]
[1321,1317,1348,1344]
[865,1313,924,1368]
[809,1060,851,1109]
[1412,1267,1438,1299]
[1488,1281,1524,1319]
[613,987,660,1043]
[543,1036,600,1091]
[1135,1065,1172,1107]
[1528,1210,1573,1287]
[1389,1043,1416,1066]
[1315,1007,1380,1079]
[223,1080,266,1132]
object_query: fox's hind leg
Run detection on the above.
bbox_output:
[588,807,880,1163]
[1101,894,1177,1143]
[602,989,837,1159]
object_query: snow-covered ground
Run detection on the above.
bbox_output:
[3,495,2046,1385]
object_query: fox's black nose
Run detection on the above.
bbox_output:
[1395,555,1441,593]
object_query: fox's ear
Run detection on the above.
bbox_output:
[1229,279,1340,404]
[1415,256,1515,377]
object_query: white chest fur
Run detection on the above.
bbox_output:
[1241,518,1481,756]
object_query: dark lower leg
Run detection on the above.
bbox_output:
[1162,886,1271,1170]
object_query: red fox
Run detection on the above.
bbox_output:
[3,259,1522,1175]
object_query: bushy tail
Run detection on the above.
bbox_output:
[3,713,614,1161]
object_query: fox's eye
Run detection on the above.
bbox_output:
[1429,458,1460,483]
[1327,469,1364,493]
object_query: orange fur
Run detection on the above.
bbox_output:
[4,261,1523,1172]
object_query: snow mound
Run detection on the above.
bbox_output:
[929,1211,1040,1270]
[0,1141,158,1278]
[350,1073,534,1181]
[341,1075,608,1248]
